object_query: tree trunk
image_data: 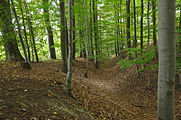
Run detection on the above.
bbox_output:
[24,0,39,62]
[85,0,89,78]
[10,0,29,64]
[89,1,94,59]
[126,0,131,49]
[60,0,68,74]
[157,0,176,119]
[0,0,24,61]
[140,0,144,51]
[93,0,99,68]
[43,0,56,59]
[72,0,76,60]
[66,0,74,98]
[152,0,156,47]
[19,0,31,62]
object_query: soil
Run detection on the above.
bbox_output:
[0,58,181,120]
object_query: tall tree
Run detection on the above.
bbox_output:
[60,0,68,74]
[140,0,144,51]
[65,0,74,98]
[24,0,39,62]
[10,0,29,63]
[0,0,24,61]
[85,0,89,78]
[89,1,94,59]
[72,0,76,60]
[93,0,99,68]
[43,0,56,59]
[157,0,176,119]
[152,0,156,47]
[126,0,131,49]
[19,0,31,62]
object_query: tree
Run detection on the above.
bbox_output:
[0,0,24,61]
[126,0,131,49]
[157,0,176,119]
[10,0,29,64]
[19,0,31,62]
[93,0,99,68]
[60,0,68,74]
[43,0,56,59]
[85,0,89,78]
[140,0,144,51]
[65,0,74,98]
[24,0,39,62]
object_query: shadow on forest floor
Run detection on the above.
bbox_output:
[0,58,181,119]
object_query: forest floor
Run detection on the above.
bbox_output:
[0,57,181,120]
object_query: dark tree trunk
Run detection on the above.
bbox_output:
[24,0,39,62]
[152,0,156,47]
[43,0,56,59]
[126,0,131,49]
[60,0,68,74]
[19,0,31,62]
[10,0,29,63]
[0,0,24,61]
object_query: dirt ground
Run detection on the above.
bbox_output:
[0,58,181,120]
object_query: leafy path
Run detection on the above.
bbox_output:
[0,58,181,119]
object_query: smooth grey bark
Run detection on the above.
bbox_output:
[10,0,29,63]
[85,0,89,78]
[43,0,56,59]
[0,0,24,61]
[93,0,99,68]
[66,0,74,98]
[157,0,176,119]
[60,0,68,74]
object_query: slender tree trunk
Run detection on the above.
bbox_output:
[126,0,131,49]
[93,0,99,68]
[152,0,156,47]
[10,0,29,63]
[60,0,68,74]
[157,0,176,119]
[24,0,39,62]
[147,0,150,86]
[66,0,74,98]
[72,0,76,60]
[179,8,181,89]
[85,0,89,78]
[19,0,31,62]
[140,0,144,51]
[43,0,56,59]
[89,1,94,59]
[0,0,24,61]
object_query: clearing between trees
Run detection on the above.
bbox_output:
[0,58,181,119]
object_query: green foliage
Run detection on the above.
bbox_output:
[117,46,158,73]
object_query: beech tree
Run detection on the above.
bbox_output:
[157,0,176,119]
[65,0,74,98]
[43,0,56,59]
[60,0,68,74]
[0,0,24,61]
